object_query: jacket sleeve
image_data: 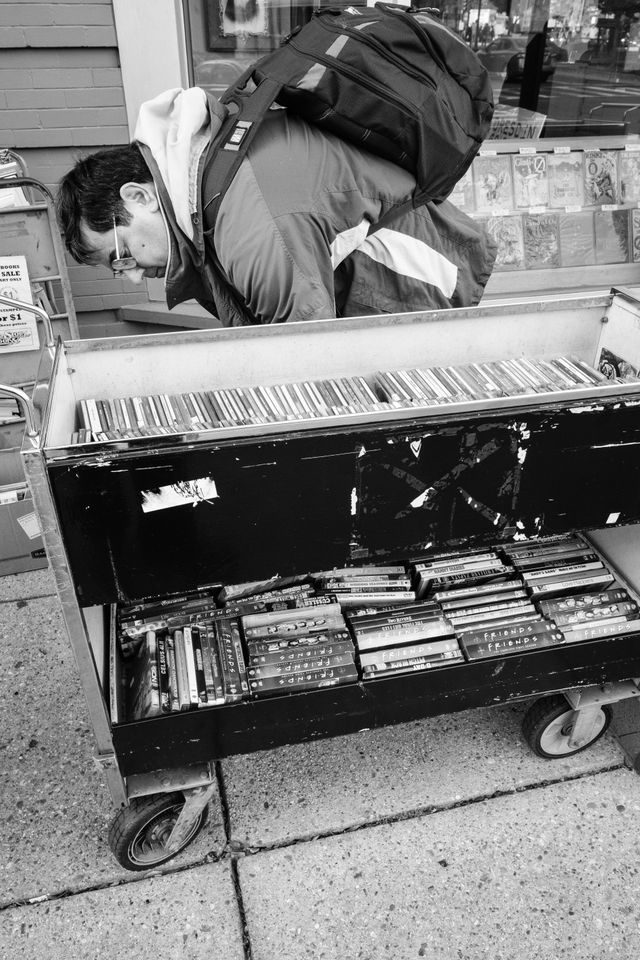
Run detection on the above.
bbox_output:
[213,159,337,325]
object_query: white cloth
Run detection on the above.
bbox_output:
[134,87,225,241]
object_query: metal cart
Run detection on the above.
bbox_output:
[0,154,78,391]
[0,154,78,572]
[4,286,640,870]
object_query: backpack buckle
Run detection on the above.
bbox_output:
[224,119,252,152]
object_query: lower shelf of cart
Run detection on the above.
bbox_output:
[110,631,640,777]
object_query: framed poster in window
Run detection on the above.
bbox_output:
[206,0,269,50]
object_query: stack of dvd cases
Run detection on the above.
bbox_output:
[126,629,162,719]
[118,587,220,644]
[311,565,415,608]
[216,575,314,607]
[241,603,357,696]
[410,549,515,601]
[116,533,640,714]
[73,355,622,443]
[118,591,250,718]
[438,581,564,661]
[501,534,640,643]
[537,589,640,644]
[122,618,249,720]
[501,534,615,600]
[347,601,463,678]
[406,551,562,660]
[220,592,340,618]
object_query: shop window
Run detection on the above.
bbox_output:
[446,0,640,141]
[186,0,640,140]
[186,0,322,94]
[451,145,640,275]
[183,0,640,285]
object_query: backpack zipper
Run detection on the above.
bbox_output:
[287,35,421,125]
[304,14,439,92]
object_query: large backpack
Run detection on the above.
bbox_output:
[204,3,494,228]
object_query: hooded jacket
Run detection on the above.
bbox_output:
[134,87,496,326]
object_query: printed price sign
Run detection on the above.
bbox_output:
[0,255,38,352]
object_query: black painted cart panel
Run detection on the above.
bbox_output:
[112,631,640,776]
[49,396,640,607]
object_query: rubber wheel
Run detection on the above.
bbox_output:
[522,694,612,759]
[108,792,209,871]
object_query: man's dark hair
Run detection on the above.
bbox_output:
[56,144,152,264]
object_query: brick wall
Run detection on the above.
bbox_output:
[0,2,149,324]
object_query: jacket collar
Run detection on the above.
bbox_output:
[136,142,212,309]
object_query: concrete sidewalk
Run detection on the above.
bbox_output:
[2,567,640,959]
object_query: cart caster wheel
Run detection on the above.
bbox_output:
[522,694,612,759]
[108,792,209,871]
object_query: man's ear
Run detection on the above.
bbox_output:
[120,182,160,211]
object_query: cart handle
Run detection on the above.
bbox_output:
[0,294,55,445]
[0,294,55,350]
[0,382,38,439]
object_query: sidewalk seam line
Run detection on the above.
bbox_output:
[0,760,627,914]
[216,760,254,960]
[0,593,57,605]
[234,760,627,857]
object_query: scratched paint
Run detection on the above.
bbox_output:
[356,419,522,554]
[48,394,640,604]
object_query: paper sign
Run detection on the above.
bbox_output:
[141,478,219,513]
[0,158,28,210]
[16,511,41,540]
[0,255,38,352]
[487,105,546,141]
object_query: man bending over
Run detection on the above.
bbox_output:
[57,87,495,326]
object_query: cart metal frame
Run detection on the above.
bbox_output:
[5,288,640,867]
[0,156,78,573]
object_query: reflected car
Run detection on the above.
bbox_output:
[477,36,568,81]
[195,59,248,98]
[578,42,640,70]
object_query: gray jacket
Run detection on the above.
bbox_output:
[140,99,496,326]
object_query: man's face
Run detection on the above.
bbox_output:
[81,182,169,284]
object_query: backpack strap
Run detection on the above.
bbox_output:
[200,69,420,292]
[367,198,418,236]
[202,72,283,229]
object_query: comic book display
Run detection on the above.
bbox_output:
[462,145,638,272]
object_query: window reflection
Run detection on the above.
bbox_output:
[188,0,320,95]
[446,0,640,139]
[185,0,640,139]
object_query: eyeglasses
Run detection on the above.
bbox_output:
[110,216,137,273]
